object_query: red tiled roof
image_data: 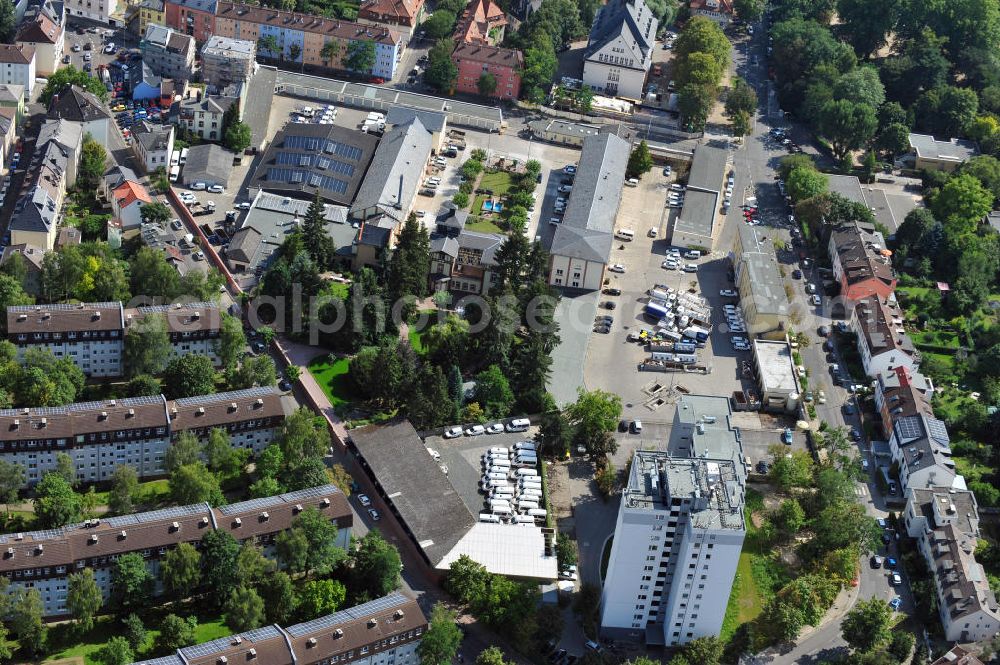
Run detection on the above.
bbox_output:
[0,44,34,65]
[451,42,522,68]
[216,1,402,45]
[113,180,152,208]
[453,0,506,44]
[358,0,424,25]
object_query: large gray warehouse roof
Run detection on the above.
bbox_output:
[182,144,235,187]
[350,420,476,567]
[676,144,726,239]
[550,133,630,263]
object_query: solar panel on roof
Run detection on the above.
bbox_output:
[104,502,207,527]
[290,171,304,183]
[927,417,950,445]
[8,302,120,312]
[309,174,322,187]
[173,387,272,406]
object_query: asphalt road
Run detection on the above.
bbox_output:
[716,18,915,665]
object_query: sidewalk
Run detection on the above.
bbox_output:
[274,337,349,444]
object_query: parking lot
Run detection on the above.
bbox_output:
[581,170,757,417]
[423,426,544,520]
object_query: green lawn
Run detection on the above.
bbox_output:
[465,216,506,233]
[720,553,763,641]
[91,479,171,509]
[407,310,437,354]
[471,171,514,221]
[307,355,354,408]
[910,330,960,349]
[46,615,231,665]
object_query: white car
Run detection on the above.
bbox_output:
[368,508,381,521]
[733,342,751,351]
[486,423,504,434]
[207,184,225,194]
[682,263,698,272]
[357,493,372,507]
[609,264,626,273]
[179,192,196,203]
[720,289,738,297]
[104,42,115,53]
[811,294,822,306]
[443,426,463,438]
[72,43,81,52]
[465,425,486,436]
[190,182,207,191]
[662,260,679,270]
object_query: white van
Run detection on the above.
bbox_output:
[515,453,538,463]
[484,471,507,481]
[487,447,507,455]
[488,459,511,469]
[513,515,535,524]
[170,150,180,167]
[513,459,537,468]
[520,481,542,491]
[519,489,542,500]
[615,228,635,241]
[527,508,547,519]
[506,418,531,432]
[517,500,540,511]
[515,468,539,477]
[625,177,639,187]
[179,148,189,164]
[169,164,180,182]
[513,441,537,452]
[489,499,511,510]
[479,513,501,523]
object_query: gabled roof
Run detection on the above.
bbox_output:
[451,43,522,69]
[453,0,506,44]
[133,121,174,152]
[359,0,424,24]
[0,84,24,105]
[350,117,433,223]
[1,244,46,271]
[48,85,112,123]
[584,0,656,67]
[114,180,152,208]
[0,43,34,65]
[830,223,895,290]
[215,2,402,45]
[16,11,60,44]
[166,0,218,12]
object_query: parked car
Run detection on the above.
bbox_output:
[357,493,372,507]
[603,287,621,296]
[609,264,626,273]
[465,425,486,436]
[870,555,883,569]
[486,423,504,434]
[368,508,381,521]
[444,426,463,438]
[782,428,793,445]
[207,184,225,193]
[889,597,902,611]
[890,572,902,586]
[720,289,738,297]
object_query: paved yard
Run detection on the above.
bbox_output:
[423,428,541,517]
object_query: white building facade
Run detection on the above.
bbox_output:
[600,451,745,645]
[581,0,656,100]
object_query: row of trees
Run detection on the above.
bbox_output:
[0,343,85,409]
[673,17,731,132]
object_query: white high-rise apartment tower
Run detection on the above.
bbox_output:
[601,395,747,646]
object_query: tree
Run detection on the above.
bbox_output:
[476,647,508,665]
[276,408,330,464]
[0,458,24,516]
[786,167,829,202]
[204,427,240,477]
[446,555,489,605]
[537,410,571,457]
[418,603,463,665]
[40,66,108,104]
[932,173,993,235]
[112,552,153,613]
[424,39,458,93]
[166,431,202,473]
[320,39,341,66]
[350,531,402,598]
[170,462,224,506]
[813,500,882,554]
[407,364,456,430]
[296,578,347,619]
[257,34,280,60]
[520,36,558,102]
[566,389,622,458]
[156,614,198,652]
[163,354,217,398]
[678,83,716,131]
[626,140,654,179]
[0,0,14,42]
[10,587,46,656]
[226,586,266,632]
[472,364,514,418]
[0,273,32,319]
[124,312,171,378]
[733,0,763,21]
[259,571,298,624]
[774,498,806,535]
[130,246,180,299]
[161,542,201,598]
[126,373,161,397]
[675,51,724,87]
[424,10,456,38]
[959,155,1000,203]
[34,472,82,528]
[768,448,814,490]
[123,614,147,652]
[53,451,76,487]
[386,213,430,318]
[140,201,171,226]
[217,314,247,372]
[875,122,910,160]
[299,192,335,269]
[726,78,758,119]
[67,568,103,634]
[95,637,133,665]
[344,38,377,72]
[731,109,752,138]
[674,16,731,70]
[79,136,108,189]
[108,465,139,515]
[235,543,274,587]
[683,637,723,665]
[833,66,885,110]
[888,631,915,661]
[818,99,877,165]
[556,533,577,568]
[231,354,277,389]
[287,42,302,65]
[282,506,344,576]
[841,598,893,653]
[200,529,240,608]
[225,121,252,153]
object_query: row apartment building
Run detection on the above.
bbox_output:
[0,44,36,97]
[200,35,256,87]
[140,24,197,81]
[903,488,1000,642]
[601,395,746,646]
[358,0,425,40]
[850,296,920,378]
[165,0,219,43]
[0,386,289,485]
[212,1,403,80]
[451,43,521,101]
[130,592,425,665]
[6,301,222,377]
[873,365,934,439]
[828,222,897,303]
[0,485,351,616]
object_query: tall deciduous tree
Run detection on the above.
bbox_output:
[841,598,893,653]
[79,135,108,189]
[201,529,240,609]
[156,614,198,652]
[345,39,377,73]
[163,354,217,398]
[162,542,201,598]
[386,213,431,319]
[818,99,877,165]
[111,552,153,613]
[124,313,171,378]
[226,586,266,631]
[626,141,654,179]
[95,636,133,665]
[170,462,224,506]
[67,568,103,634]
[296,579,346,619]
[417,604,463,665]
[350,531,402,598]
[225,122,252,153]
[108,465,139,515]
[424,39,458,93]
[34,472,82,528]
